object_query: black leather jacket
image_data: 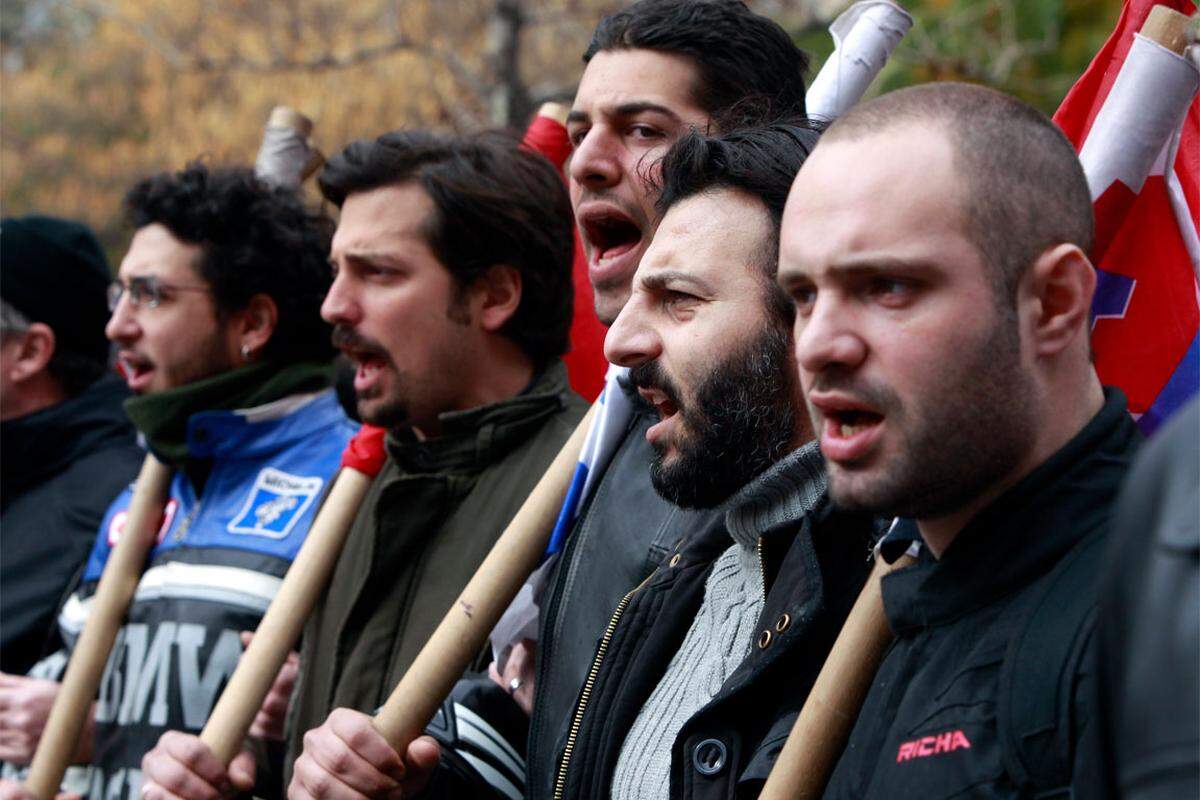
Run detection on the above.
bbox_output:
[527,387,723,798]
[549,451,875,800]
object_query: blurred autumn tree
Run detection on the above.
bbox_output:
[0,0,623,255]
[1,0,1133,259]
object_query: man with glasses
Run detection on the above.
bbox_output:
[0,163,355,800]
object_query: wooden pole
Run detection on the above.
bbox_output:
[1140,5,1195,55]
[371,402,596,747]
[24,455,172,800]
[758,553,917,800]
[198,466,373,763]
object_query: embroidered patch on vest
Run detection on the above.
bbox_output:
[227,468,322,539]
[896,729,972,762]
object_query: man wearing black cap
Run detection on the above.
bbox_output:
[0,166,356,800]
[0,215,143,679]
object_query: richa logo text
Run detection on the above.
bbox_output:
[896,729,972,762]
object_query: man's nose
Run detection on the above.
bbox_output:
[604,296,661,368]
[569,127,621,192]
[793,296,868,376]
[104,295,139,343]
[320,271,361,327]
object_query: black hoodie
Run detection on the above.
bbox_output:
[1,374,143,674]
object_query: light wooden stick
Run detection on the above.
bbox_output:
[25,455,172,800]
[199,466,374,764]
[371,402,597,747]
[1141,5,1195,55]
[759,552,917,800]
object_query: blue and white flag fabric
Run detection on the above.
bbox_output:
[545,363,632,557]
[489,364,631,666]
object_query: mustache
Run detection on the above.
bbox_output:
[331,325,389,360]
[806,372,900,413]
[628,361,684,412]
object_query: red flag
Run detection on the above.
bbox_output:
[523,111,608,401]
[1054,0,1200,434]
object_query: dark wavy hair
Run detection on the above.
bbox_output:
[656,120,823,325]
[123,162,336,365]
[585,0,810,130]
[318,129,574,368]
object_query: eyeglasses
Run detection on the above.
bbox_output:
[107,276,212,312]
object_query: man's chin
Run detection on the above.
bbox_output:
[591,284,633,328]
[827,467,906,516]
[357,395,408,430]
[649,450,738,510]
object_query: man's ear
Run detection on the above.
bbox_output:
[473,265,523,334]
[7,323,57,383]
[1022,243,1096,358]
[236,293,280,358]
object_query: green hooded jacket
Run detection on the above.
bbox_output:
[285,361,586,775]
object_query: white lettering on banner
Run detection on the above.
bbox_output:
[118,622,174,726]
[93,623,241,728]
[177,626,242,728]
[89,767,143,800]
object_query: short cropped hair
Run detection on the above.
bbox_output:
[823,82,1095,304]
[585,0,810,129]
[656,121,823,323]
[318,130,575,367]
[124,163,337,365]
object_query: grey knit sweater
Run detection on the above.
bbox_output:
[610,443,826,800]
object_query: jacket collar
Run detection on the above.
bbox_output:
[185,389,341,460]
[882,388,1141,633]
[1,374,135,492]
[384,361,571,476]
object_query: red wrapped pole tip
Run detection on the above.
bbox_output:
[341,424,388,476]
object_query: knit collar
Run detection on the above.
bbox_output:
[724,441,827,550]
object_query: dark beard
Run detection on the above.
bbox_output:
[631,322,797,509]
[331,325,408,428]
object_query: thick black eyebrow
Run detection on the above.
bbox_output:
[333,250,407,270]
[641,269,717,297]
[824,257,940,279]
[776,271,812,292]
[567,102,684,127]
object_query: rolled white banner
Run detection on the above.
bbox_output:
[806,0,913,123]
[1078,30,1199,201]
[254,106,322,189]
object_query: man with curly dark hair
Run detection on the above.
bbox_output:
[0,163,356,800]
